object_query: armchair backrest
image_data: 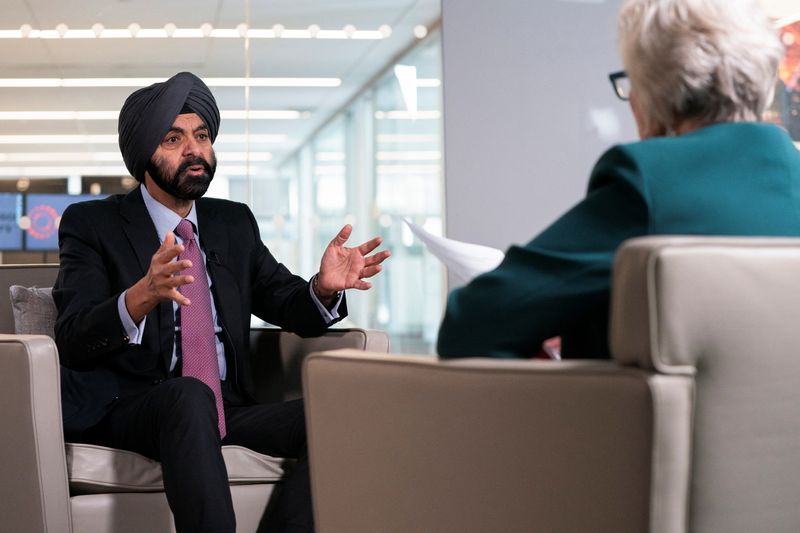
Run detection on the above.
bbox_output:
[610,236,800,532]
[304,236,800,533]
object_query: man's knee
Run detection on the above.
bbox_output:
[158,377,217,421]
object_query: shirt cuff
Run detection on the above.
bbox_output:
[309,274,343,324]
[118,291,146,344]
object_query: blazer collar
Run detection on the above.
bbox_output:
[120,185,160,275]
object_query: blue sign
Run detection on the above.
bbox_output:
[0,193,23,251]
[25,194,104,251]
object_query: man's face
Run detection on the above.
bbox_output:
[145,113,217,201]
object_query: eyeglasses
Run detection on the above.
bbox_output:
[609,70,630,101]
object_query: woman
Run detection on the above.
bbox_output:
[438,0,796,359]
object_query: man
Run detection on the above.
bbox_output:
[54,71,389,533]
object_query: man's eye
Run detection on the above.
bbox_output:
[197,133,209,141]
[164,135,180,144]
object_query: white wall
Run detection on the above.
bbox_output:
[441,0,637,254]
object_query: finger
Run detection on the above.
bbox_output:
[163,259,193,275]
[351,280,372,291]
[364,250,391,266]
[157,242,185,264]
[360,264,382,279]
[169,288,191,306]
[331,224,352,247]
[357,235,382,255]
[163,231,175,248]
[168,274,195,288]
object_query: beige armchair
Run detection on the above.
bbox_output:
[303,236,800,533]
[0,264,388,533]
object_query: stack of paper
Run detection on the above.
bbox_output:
[403,218,504,285]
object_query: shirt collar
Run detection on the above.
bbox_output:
[140,183,199,243]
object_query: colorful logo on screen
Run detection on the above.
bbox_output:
[27,204,59,241]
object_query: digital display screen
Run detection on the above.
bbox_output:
[0,193,23,251]
[24,194,103,251]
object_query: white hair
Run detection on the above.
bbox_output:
[618,0,784,134]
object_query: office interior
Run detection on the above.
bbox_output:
[1,0,798,353]
[2,0,800,531]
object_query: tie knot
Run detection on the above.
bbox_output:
[175,219,195,242]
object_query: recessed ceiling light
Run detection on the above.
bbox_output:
[0,165,272,177]
[0,110,308,120]
[0,151,272,163]
[0,25,392,40]
[0,77,340,88]
[0,134,288,144]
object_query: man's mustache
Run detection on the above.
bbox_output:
[177,156,214,176]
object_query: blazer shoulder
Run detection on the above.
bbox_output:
[62,194,125,219]
[197,196,254,222]
[197,196,247,210]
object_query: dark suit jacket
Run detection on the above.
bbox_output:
[54,186,346,438]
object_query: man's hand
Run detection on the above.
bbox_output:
[125,232,194,323]
[316,224,391,303]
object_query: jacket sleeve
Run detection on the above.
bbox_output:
[437,147,650,359]
[53,203,131,369]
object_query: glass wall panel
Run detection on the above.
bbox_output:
[311,116,349,262]
[372,31,444,353]
[270,30,444,353]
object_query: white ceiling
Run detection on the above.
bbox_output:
[2,0,795,183]
[0,0,441,178]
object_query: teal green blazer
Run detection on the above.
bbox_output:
[438,122,800,359]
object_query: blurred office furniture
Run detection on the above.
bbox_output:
[304,236,800,533]
[0,263,389,533]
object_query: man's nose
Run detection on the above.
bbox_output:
[183,136,200,156]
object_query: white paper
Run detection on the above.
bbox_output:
[403,218,505,285]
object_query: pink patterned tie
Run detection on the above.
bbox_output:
[175,219,226,439]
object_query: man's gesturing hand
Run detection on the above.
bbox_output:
[315,224,391,303]
[125,232,195,323]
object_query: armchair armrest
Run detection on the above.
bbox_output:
[0,334,71,532]
[249,328,389,403]
[303,350,692,533]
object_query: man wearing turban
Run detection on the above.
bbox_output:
[54,72,389,533]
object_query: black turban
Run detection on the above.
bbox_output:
[118,72,220,181]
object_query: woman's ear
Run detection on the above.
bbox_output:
[629,91,668,139]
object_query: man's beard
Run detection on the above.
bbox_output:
[146,152,217,201]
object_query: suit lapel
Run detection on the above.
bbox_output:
[120,186,160,274]
[196,199,239,342]
[119,186,174,370]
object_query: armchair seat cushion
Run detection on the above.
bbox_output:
[67,443,284,494]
